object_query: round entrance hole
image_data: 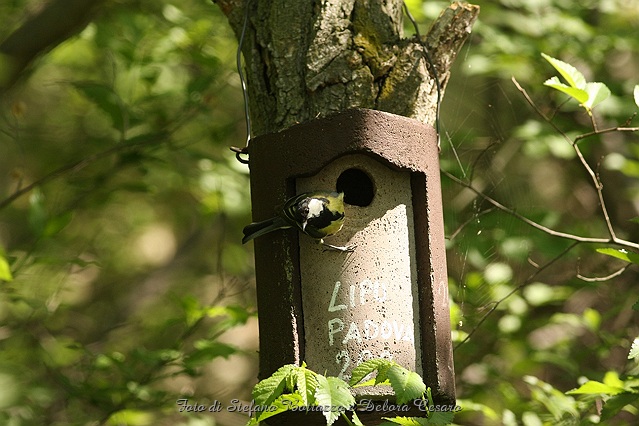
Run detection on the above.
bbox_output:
[336,168,374,207]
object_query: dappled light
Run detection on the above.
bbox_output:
[1,0,639,425]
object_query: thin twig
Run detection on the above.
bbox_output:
[453,78,639,350]
[577,265,630,282]
[574,126,639,144]
[442,170,639,249]
[454,241,581,349]
[511,76,632,243]
[0,133,166,211]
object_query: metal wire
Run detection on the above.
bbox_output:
[233,0,252,164]
[402,2,442,150]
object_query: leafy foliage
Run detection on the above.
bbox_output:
[0,1,256,425]
[2,1,639,426]
[246,360,448,426]
[542,53,611,113]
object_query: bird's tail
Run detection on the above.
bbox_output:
[242,216,291,244]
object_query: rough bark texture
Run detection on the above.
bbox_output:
[215,0,479,136]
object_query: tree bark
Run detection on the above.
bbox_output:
[215,0,479,136]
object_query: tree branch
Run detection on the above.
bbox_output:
[425,2,480,90]
[442,170,639,250]
[0,133,166,211]
[213,0,480,135]
[511,77,639,248]
[0,0,105,92]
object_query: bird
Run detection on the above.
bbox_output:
[242,191,355,252]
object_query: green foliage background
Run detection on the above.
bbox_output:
[1,0,638,425]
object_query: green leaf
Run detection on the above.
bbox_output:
[350,358,393,386]
[634,85,639,108]
[629,337,639,361]
[583,82,611,110]
[567,380,624,396]
[381,416,430,425]
[295,367,318,406]
[184,340,237,368]
[247,393,304,426]
[541,53,586,89]
[43,212,73,238]
[252,364,297,407]
[543,77,589,104]
[524,376,579,419]
[314,375,355,426]
[426,412,456,425]
[206,305,252,326]
[603,371,625,389]
[386,365,426,404]
[456,400,499,420]
[0,254,13,282]
[600,393,639,421]
[596,247,639,265]
[383,413,455,425]
[107,409,154,425]
[72,82,128,132]
[29,190,47,237]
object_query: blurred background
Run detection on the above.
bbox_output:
[1,0,638,425]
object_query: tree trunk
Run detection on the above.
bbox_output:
[214,0,479,136]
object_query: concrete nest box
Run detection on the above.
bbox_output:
[247,108,454,406]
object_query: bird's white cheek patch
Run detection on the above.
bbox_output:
[307,198,324,219]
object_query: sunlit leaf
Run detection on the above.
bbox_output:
[314,375,355,426]
[252,364,297,406]
[542,53,586,89]
[350,358,393,386]
[107,409,154,425]
[634,85,639,108]
[603,371,625,390]
[543,77,589,104]
[524,376,579,419]
[567,380,624,395]
[583,82,611,110]
[386,365,426,404]
[629,337,639,361]
[0,255,12,282]
[381,416,430,425]
[246,393,304,426]
[596,247,639,265]
[457,400,499,420]
[295,367,318,406]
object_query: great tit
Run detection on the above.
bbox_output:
[242,191,355,252]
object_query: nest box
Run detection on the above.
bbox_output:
[247,108,454,406]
